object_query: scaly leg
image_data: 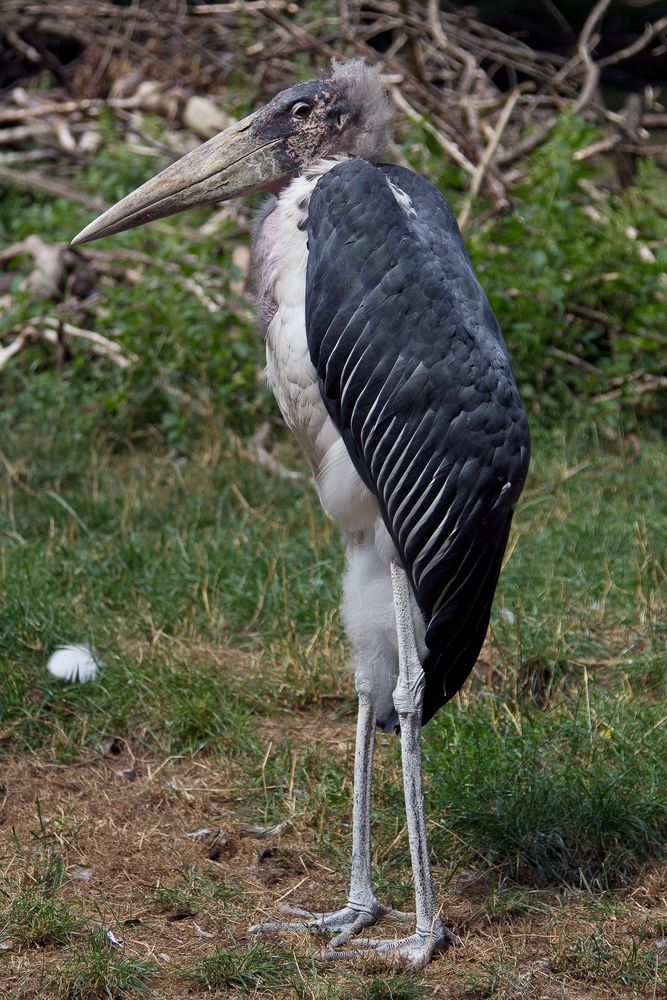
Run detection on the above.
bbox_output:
[249,687,410,946]
[323,562,458,969]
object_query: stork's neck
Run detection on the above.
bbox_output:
[276,154,351,234]
[253,156,350,338]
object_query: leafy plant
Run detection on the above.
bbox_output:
[463,117,666,427]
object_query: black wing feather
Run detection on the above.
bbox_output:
[306,159,530,726]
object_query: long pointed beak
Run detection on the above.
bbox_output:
[72,110,288,245]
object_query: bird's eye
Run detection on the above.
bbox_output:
[291,101,312,120]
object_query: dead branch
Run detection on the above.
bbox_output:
[0,123,51,144]
[591,374,667,404]
[0,95,142,124]
[0,331,32,371]
[50,319,137,366]
[2,24,41,65]
[0,166,107,212]
[574,135,620,161]
[250,422,308,483]
[550,348,604,377]
[597,16,667,69]
[572,0,612,115]
[0,149,60,165]
[0,321,131,371]
[389,85,476,177]
[458,89,519,231]
[2,0,664,225]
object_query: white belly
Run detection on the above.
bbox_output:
[258,167,379,536]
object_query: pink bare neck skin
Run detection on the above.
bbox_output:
[254,205,279,332]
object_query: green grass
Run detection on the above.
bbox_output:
[426,694,667,888]
[152,866,242,915]
[0,416,339,758]
[560,930,666,994]
[0,850,83,948]
[181,942,306,993]
[1,92,666,999]
[180,943,434,998]
[51,934,158,1000]
[1,415,665,898]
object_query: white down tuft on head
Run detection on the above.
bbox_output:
[328,58,392,161]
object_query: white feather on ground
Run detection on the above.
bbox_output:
[46,644,99,683]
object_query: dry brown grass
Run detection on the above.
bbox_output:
[2,713,665,999]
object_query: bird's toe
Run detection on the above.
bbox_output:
[249,900,395,940]
[319,918,458,970]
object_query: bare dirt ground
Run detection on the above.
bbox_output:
[2,711,665,999]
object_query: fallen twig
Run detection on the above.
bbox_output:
[0,123,51,145]
[591,374,667,404]
[250,422,307,483]
[574,135,620,161]
[1,318,136,369]
[0,331,32,371]
[0,94,144,124]
[0,166,107,213]
[459,89,519,230]
[572,0,612,115]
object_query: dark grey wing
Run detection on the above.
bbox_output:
[306,159,530,726]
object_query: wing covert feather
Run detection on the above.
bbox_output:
[305,159,530,725]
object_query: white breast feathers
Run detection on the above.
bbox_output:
[255,160,379,537]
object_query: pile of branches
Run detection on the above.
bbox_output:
[2,1,666,215]
[1,0,665,411]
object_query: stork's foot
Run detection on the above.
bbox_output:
[320,918,459,970]
[249,899,413,947]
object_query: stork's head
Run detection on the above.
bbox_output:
[72,59,391,245]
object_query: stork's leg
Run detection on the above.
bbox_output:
[249,687,410,945]
[323,562,458,969]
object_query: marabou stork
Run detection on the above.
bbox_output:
[73,60,530,968]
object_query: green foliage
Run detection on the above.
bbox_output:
[463,116,666,425]
[0,115,269,451]
[2,111,665,459]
